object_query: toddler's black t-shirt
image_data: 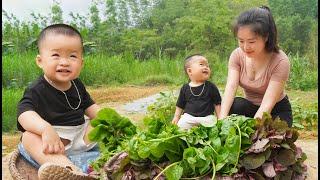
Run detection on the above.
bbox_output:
[176,81,221,117]
[17,75,94,132]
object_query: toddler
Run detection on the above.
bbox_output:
[172,54,221,130]
[17,24,100,180]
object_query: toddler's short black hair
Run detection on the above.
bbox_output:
[37,23,83,53]
[184,54,205,74]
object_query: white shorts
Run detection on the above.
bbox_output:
[52,120,97,155]
[177,113,217,130]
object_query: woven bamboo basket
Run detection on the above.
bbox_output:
[8,149,39,180]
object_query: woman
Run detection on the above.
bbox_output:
[219,6,292,127]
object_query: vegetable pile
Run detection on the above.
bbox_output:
[88,108,308,180]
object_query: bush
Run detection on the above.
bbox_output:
[288,53,318,90]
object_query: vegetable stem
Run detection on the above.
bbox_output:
[153,161,180,180]
[210,157,216,180]
[233,122,242,168]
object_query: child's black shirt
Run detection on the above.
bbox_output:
[176,81,221,117]
[17,75,95,132]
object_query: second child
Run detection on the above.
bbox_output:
[171,54,221,130]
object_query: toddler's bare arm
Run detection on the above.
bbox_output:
[214,104,221,119]
[172,106,183,124]
[84,103,101,120]
[18,111,64,154]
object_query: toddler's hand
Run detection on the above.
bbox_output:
[171,117,179,125]
[41,126,65,154]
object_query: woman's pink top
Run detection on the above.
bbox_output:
[228,48,290,105]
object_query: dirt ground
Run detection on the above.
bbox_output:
[2,86,318,179]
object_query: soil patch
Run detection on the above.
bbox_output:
[87,85,169,105]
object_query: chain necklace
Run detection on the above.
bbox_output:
[189,82,206,97]
[46,77,81,110]
[61,80,81,110]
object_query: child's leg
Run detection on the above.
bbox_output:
[21,131,80,172]
[177,113,199,130]
[197,115,217,127]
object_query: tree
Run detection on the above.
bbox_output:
[269,0,317,55]
[50,0,63,24]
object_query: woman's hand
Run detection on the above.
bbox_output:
[256,80,286,119]
[254,109,264,119]
[41,125,65,154]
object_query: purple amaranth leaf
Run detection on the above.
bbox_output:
[271,144,281,148]
[274,160,287,172]
[262,162,276,178]
[285,129,299,143]
[104,152,129,173]
[268,134,284,144]
[275,149,296,166]
[292,173,308,180]
[240,152,266,169]
[215,174,234,180]
[246,138,269,153]
[122,169,134,180]
[295,146,303,159]
[251,129,260,141]
[285,130,293,138]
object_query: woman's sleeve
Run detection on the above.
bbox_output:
[228,49,241,71]
[270,58,290,82]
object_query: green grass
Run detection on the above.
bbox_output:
[2,51,42,88]
[288,53,318,91]
[2,88,24,132]
[2,51,316,90]
[80,54,188,86]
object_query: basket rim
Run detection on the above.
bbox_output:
[8,148,27,180]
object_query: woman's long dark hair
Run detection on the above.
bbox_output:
[232,6,279,53]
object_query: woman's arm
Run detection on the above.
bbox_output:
[254,80,285,119]
[219,69,240,119]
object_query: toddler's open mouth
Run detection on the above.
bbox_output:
[202,70,209,74]
[57,69,71,73]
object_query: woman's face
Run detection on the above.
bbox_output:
[237,25,267,58]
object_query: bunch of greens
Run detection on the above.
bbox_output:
[88,106,307,180]
[93,114,256,179]
[88,108,137,170]
[234,113,308,179]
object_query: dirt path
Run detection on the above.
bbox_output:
[2,88,318,179]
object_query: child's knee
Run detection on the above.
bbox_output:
[21,131,41,146]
